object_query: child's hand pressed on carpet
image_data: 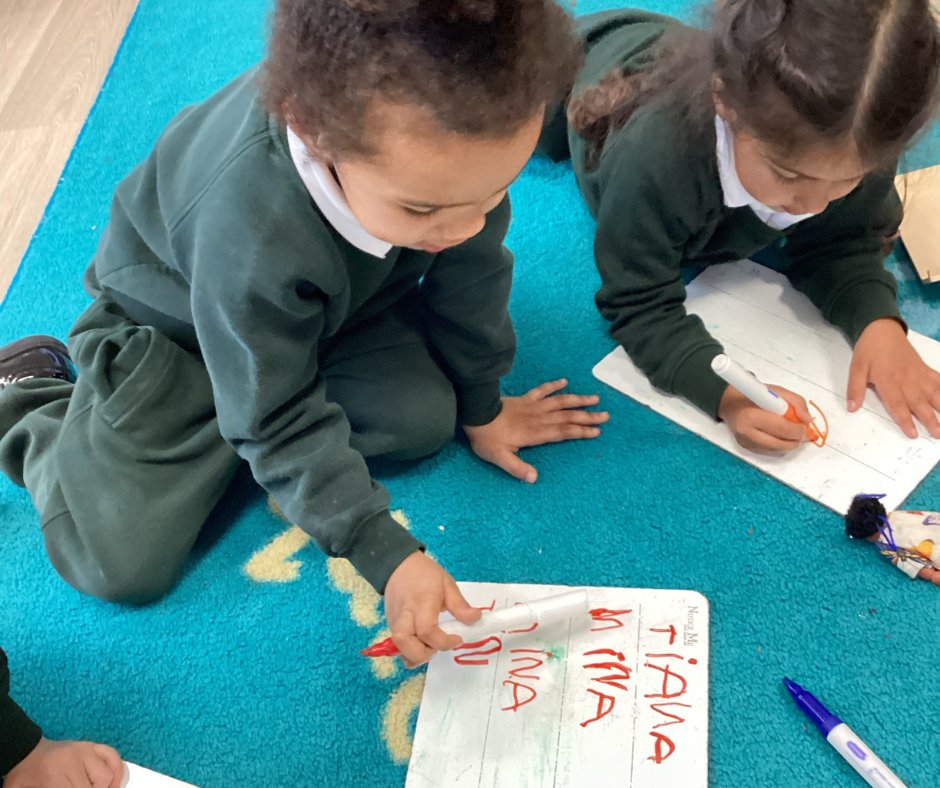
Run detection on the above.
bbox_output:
[848,318,940,439]
[718,385,812,454]
[4,738,124,788]
[383,552,481,668]
[463,379,608,483]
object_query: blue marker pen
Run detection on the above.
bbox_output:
[783,678,908,788]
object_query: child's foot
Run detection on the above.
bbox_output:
[0,336,75,389]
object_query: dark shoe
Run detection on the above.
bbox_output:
[0,336,75,390]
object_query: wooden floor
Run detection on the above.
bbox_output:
[0,0,138,302]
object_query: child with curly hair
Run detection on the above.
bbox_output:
[0,0,606,667]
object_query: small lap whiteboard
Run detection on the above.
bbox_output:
[407,582,709,788]
[125,763,198,787]
[593,260,940,513]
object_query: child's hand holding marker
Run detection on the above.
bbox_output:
[464,379,609,483]
[382,552,480,668]
[712,354,827,454]
[718,384,813,454]
[363,590,591,660]
[848,318,940,439]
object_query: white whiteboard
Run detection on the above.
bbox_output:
[407,582,709,788]
[593,259,940,513]
[124,763,198,787]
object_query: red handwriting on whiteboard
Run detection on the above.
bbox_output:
[448,599,508,667]
[577,607,634,727]
[579,648,632,727]
[502,648,552,712]
[588,608,633,631]
[450,599,541,668]
[453,636,503,666]
[643,626,699,764]
[445,597,702,770]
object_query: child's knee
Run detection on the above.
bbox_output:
[398,394,457,459]
[379,387,457,461]
[44,514,184,605]
[80,563,177,605]
[414,399,458,456]
[51,557,176,605]
[53,549,178,605]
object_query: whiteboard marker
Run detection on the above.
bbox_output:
[711,353,822,443]
[783,678,907,788]
[361,589,590,657]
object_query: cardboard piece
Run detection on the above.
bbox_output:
[895,165,940,283]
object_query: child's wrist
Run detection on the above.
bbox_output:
[859,316,906,341]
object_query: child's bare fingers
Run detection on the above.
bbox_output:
[391,609,435,666]
[929,383,940,415]
[537,424,602,444]
[922,372,940,412]
[443,578,482,626]
[540,393,600,411]
[524,379,568,401]
[846,355,870,411]
[90,746,124,788]
[770,387,811,423]
[910,393,940,438]
[734,411,803,452]
[546,410,609,426]
[85,755,118,788]
[492,448,538,483]
[411,596,461,653]
[415,621,461,654]
[738,429,803,454]
[750,412,805,444]
[881,391,918,438]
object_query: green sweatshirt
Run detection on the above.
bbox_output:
[91,70,516,592]
[570,10,902,417]
[1,648,42,776]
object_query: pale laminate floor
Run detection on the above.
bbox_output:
[0,0,138,302]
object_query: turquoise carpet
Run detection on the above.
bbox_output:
[2,1,939,785]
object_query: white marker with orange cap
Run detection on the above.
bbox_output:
[711,353,828,446]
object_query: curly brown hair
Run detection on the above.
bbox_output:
[263,0,581,158]
[569,0,940,170]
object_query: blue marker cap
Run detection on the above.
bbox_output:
[783,677,842,737]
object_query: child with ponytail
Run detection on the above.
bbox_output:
[553,1,940,454]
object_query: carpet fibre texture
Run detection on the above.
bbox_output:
[1,1,939,785]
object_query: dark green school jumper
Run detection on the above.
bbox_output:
[0,70,515,603]
[555,10,903,418]
[1,648,42,776]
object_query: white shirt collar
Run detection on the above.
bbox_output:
[286,126,393,258]
[714,115,816,231]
